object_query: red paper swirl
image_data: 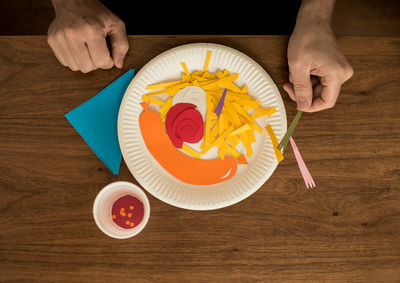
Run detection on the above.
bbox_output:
[165,103,204,148]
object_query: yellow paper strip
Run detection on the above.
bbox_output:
[192,80,200,87]
[218,113,225,136]
[145,80,181,90]
[250,111,267,120]
[265,124,284,162]
[223,144,242,159]
[226,91,258,103]
[254,106,276,117]
[224,104,242,127]
[202,71,216,79]
[215,126,234,148]
[230,135,240,148]
[159,97,173,118]
[181,74,190,82]
[224,81,241,92]
[145,82,190,96]
[231,102,263,134]
[250,107,276,119]
[202,125,233,154]
[181,144,201,159]
[210,122,219,138]
[181,62,190,76]
[239,132,253,157]
[141,95,165,106]
[201,74,239,91]
[161,114,166,128]
[229,124,251,137]
[247,128,256,143]
[216,70,224,78]
[192,74,208,82]
[204,92,212,149]
[203,51,212,72]
[217,132,233,160]
[265,107,277,116]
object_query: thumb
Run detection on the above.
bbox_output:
[108,22,129,68]
[290,68,313,111]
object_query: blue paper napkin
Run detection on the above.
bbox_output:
[65,69,135,175]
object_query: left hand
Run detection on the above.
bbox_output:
[284,22,353,112]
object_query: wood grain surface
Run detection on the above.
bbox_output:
[0,35,399,282]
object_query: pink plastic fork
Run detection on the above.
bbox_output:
[289,137,316,188]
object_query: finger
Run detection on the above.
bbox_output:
[286,79,322,104]
[48,33,77,70]
[68,40,96,73]
[48,29,67,67]
[108,22,129,68]
[291,75,319,88]
[313,83,323,98]
[55,38,80,71]
[283,83,296,102]
[308,79,342,112]
[86,35,114,69]
[289,65,313,111]
[49,43,67,67]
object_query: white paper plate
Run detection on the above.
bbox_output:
[118,43,286,210]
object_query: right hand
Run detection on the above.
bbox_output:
[47,0,129,73]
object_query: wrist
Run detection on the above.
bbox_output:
[295,0,335,28]
[51,0,99,13]
[51,0,76,13]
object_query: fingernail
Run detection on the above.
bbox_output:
[297,99,308,109]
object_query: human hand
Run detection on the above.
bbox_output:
[47,0,129,73]
[284,1,353,112]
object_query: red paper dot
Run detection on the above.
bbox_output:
[111,195,144,229]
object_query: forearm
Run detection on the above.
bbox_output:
[296,0,336,27]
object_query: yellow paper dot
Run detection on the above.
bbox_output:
[112,214,116,219]
[128,213,132,217]
[129,206,134,210]
[130,222,134,227]
[125,220,130,225]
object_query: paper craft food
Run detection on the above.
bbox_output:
[139,102,246,185]
[165,103,204,149]
[139,50,283,185]
[111,195,144,229]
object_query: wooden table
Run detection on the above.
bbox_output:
[1,35,399,282]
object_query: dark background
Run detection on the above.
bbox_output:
[0,0,399,36]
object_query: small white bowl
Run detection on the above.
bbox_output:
[93,181,150,239]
